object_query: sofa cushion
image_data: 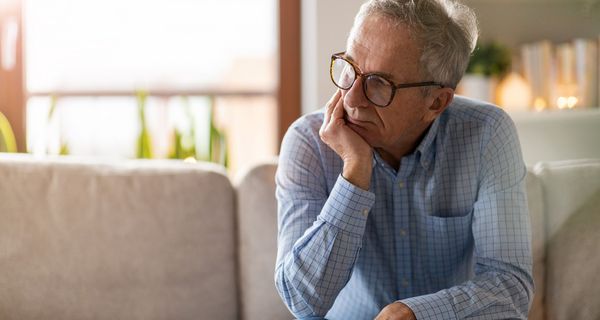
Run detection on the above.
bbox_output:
[0,154,238,320]
[533,159,600,320]
[235,160,292,320]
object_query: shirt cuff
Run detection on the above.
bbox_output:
[318,174,375,236]
[400,291,458,320]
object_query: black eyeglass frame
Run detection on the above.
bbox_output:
[330,51,445,107]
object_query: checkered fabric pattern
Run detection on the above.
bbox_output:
[275,96,533,320]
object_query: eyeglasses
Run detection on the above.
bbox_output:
[330,51,444,107]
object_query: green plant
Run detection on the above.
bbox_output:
[207,96,228,167]
[466,42,511,77]
[169,96,197,160]
[136,90,153,159]
[47,95,70,155]
[169,96,228,167]
[0,111,17,152]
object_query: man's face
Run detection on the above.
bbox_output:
[341,15,440,152]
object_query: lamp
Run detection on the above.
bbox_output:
[496,72,532,112]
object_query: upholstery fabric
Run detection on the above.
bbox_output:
[0,154,238,320]
[545,193,600,320]
[534,159,600,320]
[526,170,545,320]
[236,161,292,320]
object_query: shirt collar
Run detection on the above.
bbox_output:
[371,113,442,172]
[415,114,442,170]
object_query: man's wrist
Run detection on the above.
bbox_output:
[342,159,372,191]
[394,302,416,320]
[374,301,416,320]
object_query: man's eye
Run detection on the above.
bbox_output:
[368,76,390,89]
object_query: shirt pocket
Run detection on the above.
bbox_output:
[414,211,474,290]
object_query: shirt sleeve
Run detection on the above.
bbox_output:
[400,112,534,319]
[274,123,375,318]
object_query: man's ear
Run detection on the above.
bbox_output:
[428,87,454,115]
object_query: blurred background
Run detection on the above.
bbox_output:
[1,0,599,176]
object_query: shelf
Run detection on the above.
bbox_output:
[508,108,600,122]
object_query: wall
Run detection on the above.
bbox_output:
[301,0,600,114]
[464,0,600,49]
[301,0,364,114]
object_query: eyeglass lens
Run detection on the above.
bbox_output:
[331,57,393,107]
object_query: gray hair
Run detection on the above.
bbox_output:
[349,0,478,89]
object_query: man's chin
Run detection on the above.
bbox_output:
[347,123,379,148]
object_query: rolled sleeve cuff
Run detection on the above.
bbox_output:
[318,174,375,235]
[401,291,457,320]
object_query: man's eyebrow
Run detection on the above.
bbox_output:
[344,53,397,82]
[372,71,396,82]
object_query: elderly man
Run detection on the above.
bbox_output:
[275,0,533,319]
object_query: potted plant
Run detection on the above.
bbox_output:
[459,41,511,103]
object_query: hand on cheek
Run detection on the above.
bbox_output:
[319,90,373,190]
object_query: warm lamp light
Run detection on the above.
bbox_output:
[533,97,547,112]
[497,72,532,112]
[557,96,578,110]
[555,82,578,109]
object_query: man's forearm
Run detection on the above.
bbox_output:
[275,175,375,318]
[401,264,533,319]
[275,221,364,317]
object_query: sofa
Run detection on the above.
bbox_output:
[0,153,599,320]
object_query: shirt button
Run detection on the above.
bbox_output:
[398,181,404,188]
[402,278,409,288]
[399,229,407,237]
[362,209,369,217]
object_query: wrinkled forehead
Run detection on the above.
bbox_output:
[345,14,423,78]
[347,14,420,55]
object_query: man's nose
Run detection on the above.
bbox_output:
[343,76,370,109]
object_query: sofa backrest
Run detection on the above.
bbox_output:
[236,161,292,320]
[0,154,238,320]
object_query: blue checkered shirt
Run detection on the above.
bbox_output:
[275,96,533,319]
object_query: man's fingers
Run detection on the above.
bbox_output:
[324,90,341,125]
[332,94,345,123]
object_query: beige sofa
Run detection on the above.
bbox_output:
[0,153,599,320]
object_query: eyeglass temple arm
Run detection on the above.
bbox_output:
[394,81,445,89]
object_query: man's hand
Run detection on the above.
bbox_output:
[319,90,373,190]
[374,302,417,320]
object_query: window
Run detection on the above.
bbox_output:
[24,0,278,175]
